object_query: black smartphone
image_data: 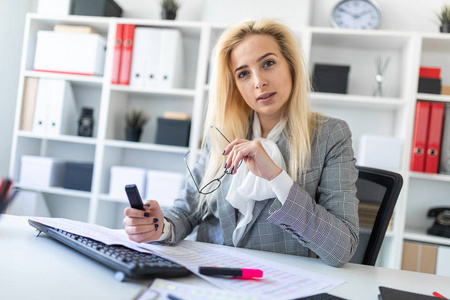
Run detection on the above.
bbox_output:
[125,184,145,211]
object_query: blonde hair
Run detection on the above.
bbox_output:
[201,19,319,207]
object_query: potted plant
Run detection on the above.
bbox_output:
[159,0,181,20]
[125,108,149,142]
[437,4,450,33]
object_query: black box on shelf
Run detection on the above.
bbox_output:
[312,64,350,94]
[418,78,442,94]
[63,162,94,191]
[156,118,191,147]
[71,0,122,17]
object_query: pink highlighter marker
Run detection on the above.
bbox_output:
[198,266,263,279]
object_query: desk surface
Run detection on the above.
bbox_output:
[1,214,449,300]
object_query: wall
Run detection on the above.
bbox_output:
[0,0,449,179]
[0,0,30,177]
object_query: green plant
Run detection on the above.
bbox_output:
[125,109,149,130]
[159,0,181,12]
[437,5,450,25]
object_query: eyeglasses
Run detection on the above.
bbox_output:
[184,126,242,195]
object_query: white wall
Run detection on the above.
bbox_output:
[0,0,448,178]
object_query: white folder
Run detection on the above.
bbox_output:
[46,80,77,136]
[130,27,150,87]
[32,79,77,136]
[143,28,162,87]
[156,29,184,89]
[32,79,51,135]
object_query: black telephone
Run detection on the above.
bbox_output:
[427,207,450,238]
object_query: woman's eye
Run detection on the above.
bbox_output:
[263,60,275,68]
[238,71,249,79]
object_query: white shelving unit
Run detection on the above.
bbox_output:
[9,13,450,270]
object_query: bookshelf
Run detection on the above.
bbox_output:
[9,13,450,270]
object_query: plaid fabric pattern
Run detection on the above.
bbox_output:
[162,117,359,267]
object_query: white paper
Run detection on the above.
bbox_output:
[30,217,345,299]
[137,278,258,300]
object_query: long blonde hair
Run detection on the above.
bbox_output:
[201,19,319,207]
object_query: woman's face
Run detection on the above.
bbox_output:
[230,34,292,122]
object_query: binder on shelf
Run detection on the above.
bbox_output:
[129,27,151,87]
[20,77,38,131]
[410,101,430,172]
[143,28,162,87]
[439,103,450,174]
[156,28,184,89]
[118,24,136,85]
[111,24,124,84]
[424,102,445,174]
[32,79,77,136]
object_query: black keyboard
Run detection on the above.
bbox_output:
[28,219,191,280]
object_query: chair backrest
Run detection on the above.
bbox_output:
[349,166,403,266]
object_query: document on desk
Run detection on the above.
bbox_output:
[30,217,344,299]
[138,240,344,300]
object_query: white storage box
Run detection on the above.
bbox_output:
[37,0,72,15]
[34,30,106,76]
[145,170,185,207]
[109,166,146,199]
[19,155,65,189]
[357,134,403,170]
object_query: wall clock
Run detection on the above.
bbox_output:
[331,0,381,29]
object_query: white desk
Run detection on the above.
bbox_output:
[1,214,449,300]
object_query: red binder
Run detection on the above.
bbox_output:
[410,101,430,172]
[118,24,136,85]
[111,24,124,84]
[424,102,445,173]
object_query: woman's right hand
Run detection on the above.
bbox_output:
[123,199,164,243]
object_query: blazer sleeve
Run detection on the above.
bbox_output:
[267,119,359,267]
[160,140,211,244]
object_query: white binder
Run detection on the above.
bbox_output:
[32,79,51,135]
[32,79,77,136]
[130,27,150,87]
[143,28,162,87]
[46,80,77,136]
[156,29,184,89]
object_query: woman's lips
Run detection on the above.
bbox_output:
[257,92,276,103]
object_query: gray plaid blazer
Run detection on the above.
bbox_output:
[162,116,359,267]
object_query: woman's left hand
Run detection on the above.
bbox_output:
[223,139,282,181]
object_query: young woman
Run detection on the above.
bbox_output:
[123,19,359,267]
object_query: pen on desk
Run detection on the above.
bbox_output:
[198,266,263,279]
[433,291,447,299]
[167,293,185,300]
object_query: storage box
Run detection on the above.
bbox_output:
[419,67,441,79]
[441,85,450,96]
[34,30,106,76]
[37,0,72,15]
[418,78,441,94]
[145,170,185,207]
[109,166,146,198]
[19,155,65,189]
[63,162,94,191]
[401,241,437,274]
[357,134,403,170]
[71,0,122,17]
[436,246,450,277]
[313,64,350,94]
[155,118,191,147]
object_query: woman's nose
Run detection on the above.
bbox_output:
[254,72,268,89]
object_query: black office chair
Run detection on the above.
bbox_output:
[349,166,403,266]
